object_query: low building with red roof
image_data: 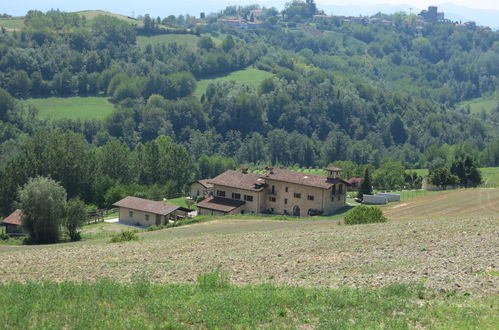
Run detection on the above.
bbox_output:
[1,209,25,236]
[113,196,192,227]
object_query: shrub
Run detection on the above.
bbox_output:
[110,230,139,243]
[344,205,387,225]
[197,266,231,290]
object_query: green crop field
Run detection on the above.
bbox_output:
[0,17,24,30]
[194,68,274,97]
[24,97,115,121]
[137,34,201,50]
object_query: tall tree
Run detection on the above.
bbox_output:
[357,168,373,200]
[19,176,67,244]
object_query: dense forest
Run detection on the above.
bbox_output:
[0,0,498,215]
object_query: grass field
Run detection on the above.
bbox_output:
[137,34,201,51]
[77,10,142,26]
[0,278,495,329]
[194,68,274,97]
[481,167,499,185]
[0,17,24,30]
[24,97,115,121]
[456,91,498,114]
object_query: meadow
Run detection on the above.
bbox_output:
[24,96,114,120]
[0,17,24,30]
[0,276,495,329]
[76,10,143,26]
[137,34,201,51]
[456,91,498,114]
[194,68,274,98]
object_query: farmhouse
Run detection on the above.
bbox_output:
[113,196,191,227]
[190,179,213,200]
[197,167,350,217]
[1,209,25,236]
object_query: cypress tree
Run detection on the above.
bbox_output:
[357,168,373,200]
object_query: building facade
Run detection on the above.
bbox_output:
[196,168,350,217]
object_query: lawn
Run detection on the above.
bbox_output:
[481,167,499,185]
[0,17,24,30]
[0,278,495,329]
[164,196,194,209]
[24,96,115,121]
[456,92,498,114]
[194,68,274,97]
[137,34,201,51]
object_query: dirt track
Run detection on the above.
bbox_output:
[0,189,497,295]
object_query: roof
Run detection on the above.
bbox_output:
[262,168,350,189]
[346,177,362,184]
[209,170,266,192]
[2,209,22,226]
[325,167,343,172]
[113,196,181,216]
[194,179,213,189]
[196,196,245,213]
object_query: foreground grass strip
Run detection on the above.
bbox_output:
[0,279,496,329]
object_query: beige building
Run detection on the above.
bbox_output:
[197,167,350,217]
[113,196,191,227]
[190,179,214,200]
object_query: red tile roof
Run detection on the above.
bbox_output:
[2,209,22,226]
[113,196,180,216]
[196,196,245,213]
[262,169,349,189]
[346,177,362,184]
[209,170,266,192]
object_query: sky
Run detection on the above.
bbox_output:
[2,0,499,17]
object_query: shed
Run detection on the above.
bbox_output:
[362,195,388,205]
[113,196,192,227]
[1,209,25,236]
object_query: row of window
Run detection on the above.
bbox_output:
[216,190,253,202]
[332,184,343,195]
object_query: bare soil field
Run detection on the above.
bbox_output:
[0,189,497,296]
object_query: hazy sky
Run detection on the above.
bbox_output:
[3,1,499,16]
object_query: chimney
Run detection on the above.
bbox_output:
[241,166,248,174]
[265,166,274,176]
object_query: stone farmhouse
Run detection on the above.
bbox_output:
[190,179,213,200]
[196,167,350,217]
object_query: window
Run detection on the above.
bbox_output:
[285,186,289,193]
[129,211,134,218]
[332,185,336,194]
[339,184,343,194]
[294,193,301,199]
[145,214,149,221]
[271,185,276,194]
[232,193,241,200]
[338,195,341,201]
[284,198,288,205]
[244,195,253,202]
[269,197,276,202]
[307,195,314,201]
[217,190,226,197]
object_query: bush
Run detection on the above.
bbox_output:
[344,205,387,225]
[197,266,231,290]
[110,230,139,243]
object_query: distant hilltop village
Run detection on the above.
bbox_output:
[217,5,491,32]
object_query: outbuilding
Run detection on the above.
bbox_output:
[113,196,192,227]
[1,209,25,236]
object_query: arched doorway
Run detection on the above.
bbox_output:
[293,205,300,217]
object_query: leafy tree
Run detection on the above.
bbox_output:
[64,198,87,241]
[19,176,67,244]
[429,167,459,189]
[0,88,15,120]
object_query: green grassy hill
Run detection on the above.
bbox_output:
[24,97,114,121]
[195,68,274,98]
[76,10,142,26]
[456,91,499,114]
[0,17,24,30]
[137,34,201,50]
